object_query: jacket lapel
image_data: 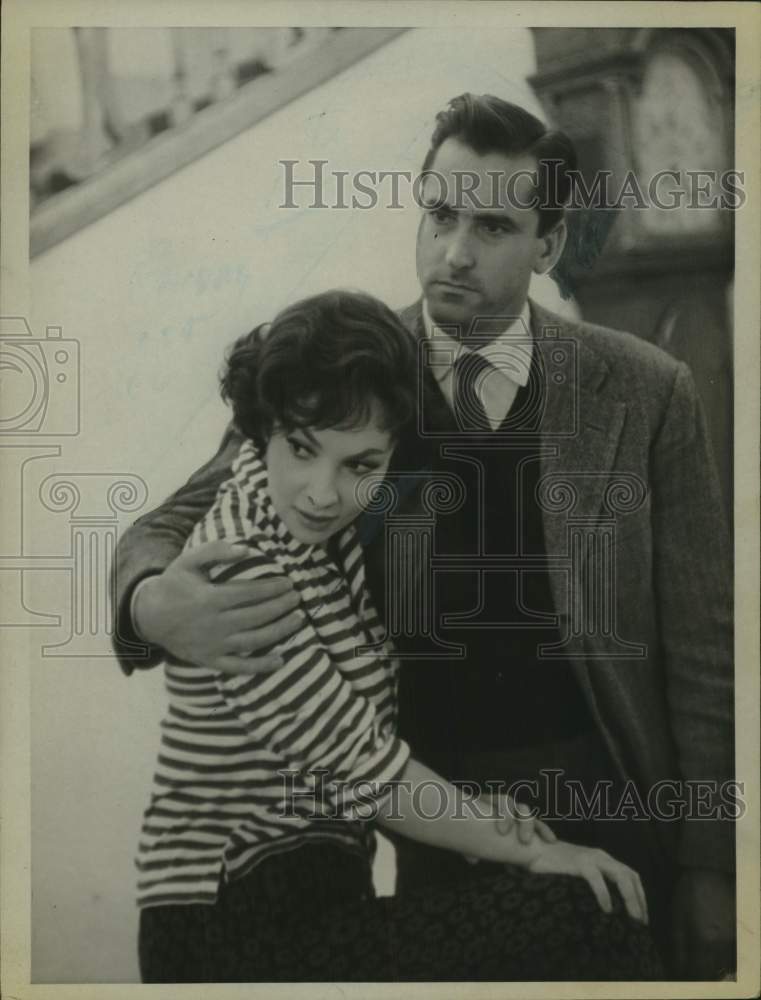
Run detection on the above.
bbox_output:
[531,302,627,553]
[530,302,629,752]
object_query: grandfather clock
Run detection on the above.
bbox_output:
[529,28,734,513]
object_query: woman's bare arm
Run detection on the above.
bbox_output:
[378,757,649,923]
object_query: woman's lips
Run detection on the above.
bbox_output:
[294,508,337,531]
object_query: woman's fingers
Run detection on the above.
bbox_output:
[526,841,649,924]
[494,816,512,836]
[630,868,649,925]
[515,801,536,844]
[494,796,521,836]
[595,853,648,924]
[535,818,557,843]
[612,865,649,924]
[608,865,644,924]
[493,797,546,845]
[581,862,613,915]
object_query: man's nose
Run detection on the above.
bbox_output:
[444,224,476,270]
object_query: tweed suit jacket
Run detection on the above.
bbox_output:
[112,300,734,877]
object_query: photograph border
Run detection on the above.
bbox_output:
[2,2,759,998]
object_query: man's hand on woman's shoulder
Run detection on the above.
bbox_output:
[132,540,303,674]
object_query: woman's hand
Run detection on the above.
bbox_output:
[526,841,649,925]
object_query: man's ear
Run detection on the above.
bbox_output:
[533,220,567,276]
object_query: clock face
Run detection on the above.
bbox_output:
[634,48,728,236]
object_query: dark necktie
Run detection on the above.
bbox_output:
[453,351,492,431]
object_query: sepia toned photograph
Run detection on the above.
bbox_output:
[1,2,759,997]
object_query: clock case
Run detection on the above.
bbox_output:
[529,27,735,515]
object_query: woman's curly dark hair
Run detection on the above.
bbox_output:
[220,290,419,448]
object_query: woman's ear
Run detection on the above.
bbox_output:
[533,220,567,276]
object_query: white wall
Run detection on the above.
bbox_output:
[29,26,576,982]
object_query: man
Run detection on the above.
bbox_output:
[113,95,734,979]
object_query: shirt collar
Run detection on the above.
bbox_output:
[421,300,533,387]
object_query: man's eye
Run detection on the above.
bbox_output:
[428,206,455,225]
[481,219,510,235]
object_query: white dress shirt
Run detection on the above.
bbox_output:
[422,301,533,431]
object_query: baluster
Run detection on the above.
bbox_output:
[71,28,114,177]
[228,29,276,83]
[169,29,193,127]
[209,28,236,102]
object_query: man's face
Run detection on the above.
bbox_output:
[416,138,555,334]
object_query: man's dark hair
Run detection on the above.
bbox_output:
[422,93,577,235]
[221,289,418,448]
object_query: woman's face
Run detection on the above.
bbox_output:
[265,401,394,544]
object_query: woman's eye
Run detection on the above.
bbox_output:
[348,461,378,476]
[287,437,312,459]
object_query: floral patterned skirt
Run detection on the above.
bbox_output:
[138,841,663,983]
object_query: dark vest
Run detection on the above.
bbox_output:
[370,350,597,783]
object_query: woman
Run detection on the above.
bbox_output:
[136,290,661,982]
